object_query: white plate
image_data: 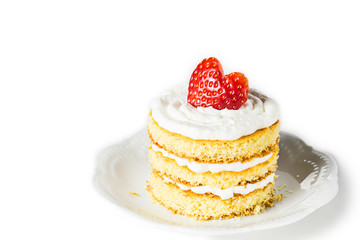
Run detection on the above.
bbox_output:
[93,129,338,235]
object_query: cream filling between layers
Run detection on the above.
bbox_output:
[161,172,276,200]
[151,143,274,173]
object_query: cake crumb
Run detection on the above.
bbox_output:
[296,174,300,178]
[273,193,283,202]
[129,192,139,197]
[276,183,293,194]
[277,184,287,191]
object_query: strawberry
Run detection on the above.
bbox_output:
[187,57,249,110]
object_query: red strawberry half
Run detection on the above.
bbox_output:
[187,57,249,110]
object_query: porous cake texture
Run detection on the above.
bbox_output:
[147,114,280,220]
[147,171,275,220]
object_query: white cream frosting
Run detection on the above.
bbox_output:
[162,173,275,200]
[151,143,273,173]
[150,85,279,140]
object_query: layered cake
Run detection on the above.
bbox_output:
[147,57,280,220]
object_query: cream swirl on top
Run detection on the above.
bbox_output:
[150,85,279,140]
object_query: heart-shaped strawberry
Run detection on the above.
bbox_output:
[187,57,249,110]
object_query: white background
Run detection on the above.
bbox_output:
[0,0,359,239]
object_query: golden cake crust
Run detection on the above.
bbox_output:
[147,171,276,220]
[149,146,278,189]
[148,113,280,163]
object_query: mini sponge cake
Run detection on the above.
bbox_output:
[146,58,281,220]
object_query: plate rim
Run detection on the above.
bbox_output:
[93,129,339,235]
